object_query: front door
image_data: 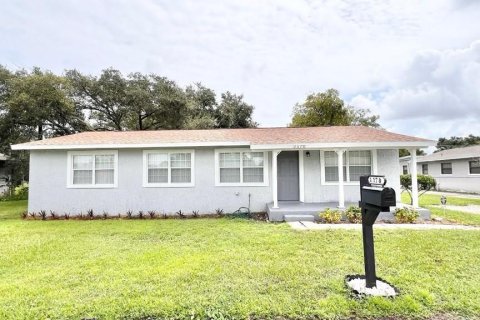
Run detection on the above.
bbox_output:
[277,151,299,201]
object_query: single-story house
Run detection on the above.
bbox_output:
[12,126,434,221]
[400,145,480,194]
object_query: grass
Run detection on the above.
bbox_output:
[401,192,480,225]
[1,201,480,319]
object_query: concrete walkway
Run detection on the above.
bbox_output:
[288,221,480,231]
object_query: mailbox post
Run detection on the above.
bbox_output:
[359,175,396,288]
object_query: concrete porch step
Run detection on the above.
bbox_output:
[284,214,315,222]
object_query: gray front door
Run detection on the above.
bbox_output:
[277,151,299,201]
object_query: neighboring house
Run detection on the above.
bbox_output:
[0,153,9,195]
[400,145,480,194]
[12,126,434,221]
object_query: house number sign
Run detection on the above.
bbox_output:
[293,145,306,149]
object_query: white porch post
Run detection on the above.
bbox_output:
[298,150,305,202]
[272,150,281,208]
[336,149,345,209]
[410,149,419,208]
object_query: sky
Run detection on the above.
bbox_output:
[1,0,479,141]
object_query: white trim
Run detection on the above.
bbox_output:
[67,150,118,188]
[142,149,195,188]
[251,141,435,150]
[214,148,269,187]
[410,149,419,208]
[336,149,345,208]
[298,150,305,202]
[372,149,378,174]
[272,150,280,208]
[12,141,250,150]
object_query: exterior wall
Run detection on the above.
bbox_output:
[29,148,273,214]
[399,158,480,194]
[420,160,480,193]
[0,161,7,195]
[303,149,401,203]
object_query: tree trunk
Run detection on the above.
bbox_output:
[37,124,43,140]
[138,114,143,130]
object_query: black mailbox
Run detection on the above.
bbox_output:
[358,175,396,288]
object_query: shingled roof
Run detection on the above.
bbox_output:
[11,126,434,150]
[415,145,480,162]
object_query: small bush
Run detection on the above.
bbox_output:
[20,211,28,219]
[319,208,342,224]
[39,210,47,221]
[49,211,57,220]
[87,209,94,219]
[126,210,133,219]
[102,211,108,219]
[215,208,224,216]
[64,213,70,220]
[138,211,144,219]
[176,210,185,219]
[345,206,362,223]
[162,212,168,219]
[13,182,29,199]
[148,211,156,219]
[394,207,419,223]
[192,210,199,218]
[29,212,36,219]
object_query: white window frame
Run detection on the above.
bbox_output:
[67,150,118,188]
[143,149,195,187]
[468,160,480,175]
[320,149,377,185]
[214,149,269,187]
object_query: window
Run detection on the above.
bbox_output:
[403,165,408,175]
[143,150,194,187]
[469,160,480,174]
[441,162,452,174]
[68,151,117,188]
[215,149,268,186]
[422,164,428,175]
[322,150,372,183]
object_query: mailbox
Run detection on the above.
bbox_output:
[358,175,396,288]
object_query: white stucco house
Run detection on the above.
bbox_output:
[400,145,480,194]
[12,126,434,221]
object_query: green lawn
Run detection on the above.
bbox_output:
[1,201,480,319]
[401,192,480,225]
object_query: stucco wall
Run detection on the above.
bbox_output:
[399,158,480,193]
[303,149,401,203]
[29,148,273,214]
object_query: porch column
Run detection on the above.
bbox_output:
[336,149,346,209]
[272,150,281,208]
[410,149,419,208]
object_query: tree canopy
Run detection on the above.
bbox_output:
[436,135,480,152]
[290,89,380,128]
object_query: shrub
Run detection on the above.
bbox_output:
[39,210,47,220]
[192,210,199,218]
[64,213,70,220]
[14,182,29,199]
[176,210,185,219]
[126,210,133,219]
[345,206,362,223]
[87,209,94,219]
[215,208,224,216]
[102,211,108,219]
[138,211,144,219]
[394,207,419,223]
[20,211,28,219]
[29,212,36,219]
[49,211,57,220]
[319,208,342,223]
[400,174,437,205]
[148,211,156,219]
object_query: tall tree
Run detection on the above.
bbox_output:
[436,135,480,152]
[216,91,257,128]
[4,68,87,141]
[183,83,216,129]
[399,149,426,157]
[125,73,186,130]
[66,68,130,131]
[290,88,380,128]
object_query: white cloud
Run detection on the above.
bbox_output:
[0,0,479,138]
[350,40,480,139]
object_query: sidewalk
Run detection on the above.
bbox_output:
[288,221,480,231]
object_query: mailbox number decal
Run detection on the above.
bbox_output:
[368,176,386,186]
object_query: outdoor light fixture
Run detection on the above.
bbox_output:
[306,151,311,157]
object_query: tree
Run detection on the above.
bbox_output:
[399,149,426,157]
[125,73,186,130]
[290,88,380,128]
[66,68,130,131]
[400,174,437,205]
[215,91,257,128]
[436,135,480,152]
[183,83,216,129]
